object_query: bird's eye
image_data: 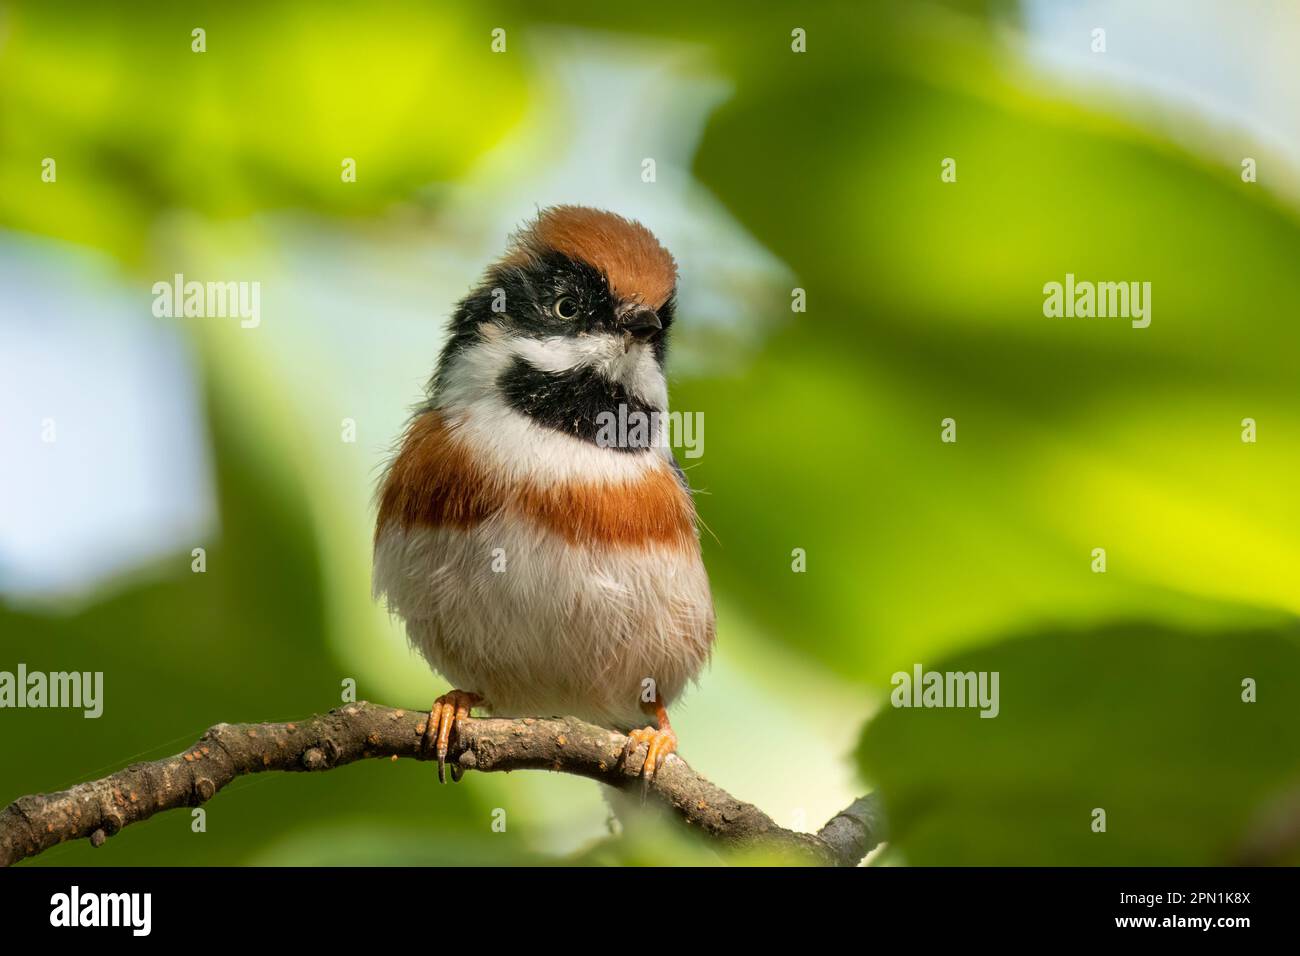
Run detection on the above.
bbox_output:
[553,296,579,320]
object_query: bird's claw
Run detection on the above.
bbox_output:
[425,690,481,783]
[621,724,677,789]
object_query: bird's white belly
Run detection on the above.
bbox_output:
[373,515,713,729]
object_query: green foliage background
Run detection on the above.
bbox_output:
[2,0,1297,865]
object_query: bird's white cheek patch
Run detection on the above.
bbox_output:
[614,345,669,409]
[512,334,617,373]
[507,334,668,409]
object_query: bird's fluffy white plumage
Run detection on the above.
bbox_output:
[374,518,712,728]
[373,330,713,728]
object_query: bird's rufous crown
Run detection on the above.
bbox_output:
[505,205,678,310]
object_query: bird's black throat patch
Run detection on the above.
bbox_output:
[497,357,661,453]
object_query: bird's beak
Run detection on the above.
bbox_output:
[621,307,662,344]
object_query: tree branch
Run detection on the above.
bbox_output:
[1,701,883,867]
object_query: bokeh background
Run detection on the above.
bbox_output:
[2,0,1298,866]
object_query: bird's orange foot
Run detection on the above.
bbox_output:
[425,690,481,783]
[622,724,678,783]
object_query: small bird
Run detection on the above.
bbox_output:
[373,206,715,783]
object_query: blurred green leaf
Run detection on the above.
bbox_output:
[0,0,527,259]
[680,8,1300,680]
[856,622,1300,865]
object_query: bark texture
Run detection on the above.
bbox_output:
[1,701,884,867]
